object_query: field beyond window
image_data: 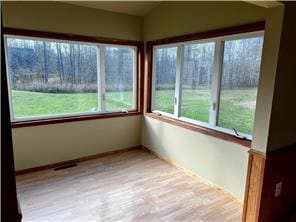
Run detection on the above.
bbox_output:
[151,34,263,136]
[5,36,136,119]
[12,90,133,118]
[155,88,257,134]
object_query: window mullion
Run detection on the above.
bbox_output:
[174,45,184,118]
[209,40,224,127]
[98,45,106,112]
[151,48,157,111]
[4,37,15,120]
[132,47,137,110]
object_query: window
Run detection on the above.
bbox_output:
[150,31,264,139]
[4,33,139,122]
[152,47,177,115]
[218,37,263,135]
[181,42,215,123]
[105,46,136,111]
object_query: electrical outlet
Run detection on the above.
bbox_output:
[275,182,282,197]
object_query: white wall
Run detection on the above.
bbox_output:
[142,1,268,201]
[2,1,143,171]
[4,0,286,202]
[13,116,141,171]
[2,1,142,41]
[252,6,284,153]
[142,117,248,201]
[266,3,296,152]
[143,1,266,41]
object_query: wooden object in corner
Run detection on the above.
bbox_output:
[242,149,266,222]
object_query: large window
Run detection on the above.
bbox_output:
[4,33,139,122]
[150,31,264,139]
[181,42,215,123]
[218,37,263,135]
[152,47,177,115]
[105,46,136,111]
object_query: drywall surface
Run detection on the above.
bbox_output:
[12,115,141,171]
[142,116,249,201]
[267,3,296,152]
[252,6,284,153]
[2,1,142,41]
[142,1,267,200]
[143,1,266,41]
[2,1,143,170]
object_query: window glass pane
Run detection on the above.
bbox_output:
[105,46,135,111]
[6,37,98,119]
[181,42,215,122]
[153,47,177,114]
[218,36,263,134]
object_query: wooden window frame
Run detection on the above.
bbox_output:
[3,28,144,128]
[145,22,265,148]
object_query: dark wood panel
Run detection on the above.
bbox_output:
[11,112,141,128]
[4,27,142,46]
[1,17,22,222]
[258,144,296,222]
[145,43,153,113]
[147,22,265,46]
[137,43,144,113]
[243,144,296,222]
[11,111,141,128]
[256,3,296,221]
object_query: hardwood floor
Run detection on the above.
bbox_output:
[16,148,242,221]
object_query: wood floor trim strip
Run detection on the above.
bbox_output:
[142,146,243,204]
[15,146,142,175]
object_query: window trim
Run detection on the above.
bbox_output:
[145,22,265,147]
[145,112,251,148]
[3,28,144,128]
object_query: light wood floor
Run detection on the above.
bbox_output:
[16,148,242,221]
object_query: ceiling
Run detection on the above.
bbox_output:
[244,1,282,8]
[65,1,282,17]
[66,1,161,16]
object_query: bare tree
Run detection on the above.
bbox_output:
[56,43,64,85]
[42,41,48,83]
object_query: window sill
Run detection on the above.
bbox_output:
[144,112,251,148]
[11,111,141,128]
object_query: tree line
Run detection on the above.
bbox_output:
[154,37,263,90]
[7,38,134,93]
[7,36,263,94]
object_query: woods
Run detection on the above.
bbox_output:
[154,36,263,90]
[7,36,263,95]
[6,38,134,93]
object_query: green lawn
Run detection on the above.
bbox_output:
[12,90,133,118]
[12,88,256,134]
[154,88,257,134]
[218,89,257,134]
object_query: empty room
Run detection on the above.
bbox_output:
[1,1,296,222]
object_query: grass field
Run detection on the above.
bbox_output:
[154,88,257,134]
[12,88,256,134]
[12,90,133,118]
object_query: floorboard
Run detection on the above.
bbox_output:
[16,149,242,221]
